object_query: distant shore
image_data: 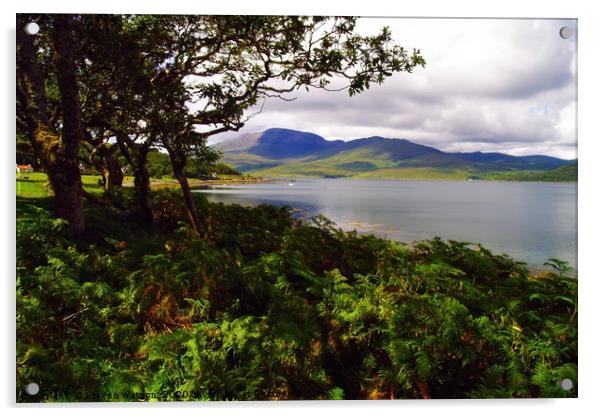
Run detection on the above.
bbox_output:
[235,175,577,184]
[238,162,577,183]
[122,175,281,190]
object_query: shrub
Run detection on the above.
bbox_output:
[16,199,577,401]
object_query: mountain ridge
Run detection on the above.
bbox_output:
[214,128,575,179]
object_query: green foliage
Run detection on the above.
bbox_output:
[213,162,242,176]
[478,164,577,182]
[16,132,37,166]
[328,387,345,400]
[16,196,577,401]
[146,151,173,179]
[15,14,575,402]
[147,150,240,180]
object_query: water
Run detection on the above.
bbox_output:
[194,179,577,268]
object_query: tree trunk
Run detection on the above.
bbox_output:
[166,148,203,235]
[100,169,108,189]
[115,132,153,225]
[175,168,204,235]
[47,164,85,233]
[18,15,86,235]
[105,153,124,191]
[51,14,86,235]
[133,148,154,225]
[16,23,49,171]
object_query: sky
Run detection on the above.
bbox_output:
[211,18,577,159]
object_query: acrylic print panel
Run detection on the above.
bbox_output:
[16,14,577,402]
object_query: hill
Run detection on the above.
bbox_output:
[477,163,578,182]
[214,128,575,180]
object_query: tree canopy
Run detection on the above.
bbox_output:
[17,14,425,234]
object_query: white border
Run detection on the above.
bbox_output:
[2,1,600,416]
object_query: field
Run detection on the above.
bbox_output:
[16,172,270,200]
[16,172,104,198]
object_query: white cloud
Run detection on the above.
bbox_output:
[212,18,577,159]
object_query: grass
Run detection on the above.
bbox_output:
[222,152,282,171]
[354,167,472,180]
[129,174,271,189]
[16,171,271,200]
[16,172,105,199]
[249,163,474,180]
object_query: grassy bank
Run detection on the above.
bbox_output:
[16,175,577,401]
[16,172,271,199]
[16,172,105,198]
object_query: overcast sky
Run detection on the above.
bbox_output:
[211,18,577,159]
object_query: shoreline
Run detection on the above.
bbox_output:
[121,176,282,190]
[209,175,577,185]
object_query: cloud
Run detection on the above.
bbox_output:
[211,18,577,159]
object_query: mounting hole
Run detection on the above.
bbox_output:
[560,378,574,391]
[24,22,40,36]
[25,382,40,396]
[559,26,573,40]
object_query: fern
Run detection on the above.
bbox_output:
[16,201,577,401]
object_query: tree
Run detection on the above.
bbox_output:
[129,15,426,234]
[78,15,163,225]
[83,140,124,192]
[17,14,86,235]
[17,15,425,235]
[146,150,172,179]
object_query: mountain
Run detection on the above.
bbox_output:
[214,128,575,179]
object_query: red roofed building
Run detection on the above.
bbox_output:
[16,164,34,173]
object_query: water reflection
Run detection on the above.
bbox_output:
[194,179,577,268]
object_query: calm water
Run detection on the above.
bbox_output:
[194,179,577,268]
